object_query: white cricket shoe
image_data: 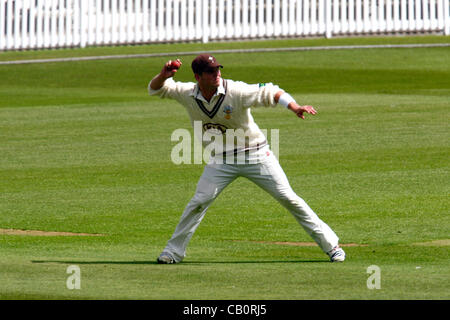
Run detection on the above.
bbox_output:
[327,245,346,262]
[157,252,176,264]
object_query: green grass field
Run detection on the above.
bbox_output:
[0,36,449,300]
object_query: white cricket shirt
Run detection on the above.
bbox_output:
[148,77,281,159]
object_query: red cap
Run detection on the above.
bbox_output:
[191,54,223,74]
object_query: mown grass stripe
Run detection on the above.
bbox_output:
[1,43,449,65]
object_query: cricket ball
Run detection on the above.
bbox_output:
[169,60,181,70]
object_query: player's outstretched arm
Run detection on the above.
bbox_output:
[275,91,317,119]
[150,59,182,90]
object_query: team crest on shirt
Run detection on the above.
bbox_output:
[223,105,233,119]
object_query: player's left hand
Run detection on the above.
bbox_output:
[289,103,317,119]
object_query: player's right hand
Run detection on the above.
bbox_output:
[161,59,182,78]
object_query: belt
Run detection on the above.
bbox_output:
[218,140,267,157]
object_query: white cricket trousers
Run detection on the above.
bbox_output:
[162,148,339,262]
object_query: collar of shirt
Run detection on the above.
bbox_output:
[190,78,226,104]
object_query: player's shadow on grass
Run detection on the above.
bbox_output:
[32,259,328,265]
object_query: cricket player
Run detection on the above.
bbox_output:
[148,54,345,263]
